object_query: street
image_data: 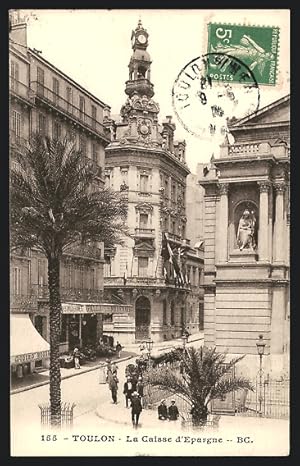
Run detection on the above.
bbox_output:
[11,351,289,457]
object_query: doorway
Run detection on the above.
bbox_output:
[135,296,151,341]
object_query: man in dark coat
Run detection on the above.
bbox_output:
[109,374,119,404]
[131,392,142,427]
[136,377,144,406]
[168,400,179,420]
[123,376,133,408]
[158,399,168,420]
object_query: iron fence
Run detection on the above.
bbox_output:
[39,402,76,427]
[236,377,289,420]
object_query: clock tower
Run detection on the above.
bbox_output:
[103,21,203,346]
[126,19,154,98]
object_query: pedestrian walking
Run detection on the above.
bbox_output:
[109,373,119,404]
[115,341,123,358]
[123,376,134,408]
[131,392,142,428]
[111,362,118,375]
[73,347,80,369]
[158,399,168,420]
[168,400,179,420]
[136,376,144,407]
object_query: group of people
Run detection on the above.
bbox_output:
[158,399,180,421]
[106,362,144,427]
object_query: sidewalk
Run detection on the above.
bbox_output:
[10,351,136,395]
[10,332,204,395]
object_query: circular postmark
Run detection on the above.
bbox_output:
[172,52,260,142]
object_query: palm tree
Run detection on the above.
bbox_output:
[10,134,128,425]
[145,346,254,426]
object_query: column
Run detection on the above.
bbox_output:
[218,183,229,262]
[258,181,270,262]
[273,182,286,263]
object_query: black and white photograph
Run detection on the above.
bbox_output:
[9,8,290,457]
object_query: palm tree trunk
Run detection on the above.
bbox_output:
[48,256,62,427]
[192,404,208,426]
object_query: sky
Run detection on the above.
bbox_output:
[19,9,290,173]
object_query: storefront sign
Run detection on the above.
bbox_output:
[12,350,50,364]
[62,303,132,314]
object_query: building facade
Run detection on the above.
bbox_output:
[199,95,290,375]
[103,21,204,344]
[9,13,130,377]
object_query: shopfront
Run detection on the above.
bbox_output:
[10,313,50,379]
[61,302,132,351]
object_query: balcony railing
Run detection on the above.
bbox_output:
[9,77,35,106]
[222,142,289,158]
[31,81,110,142]
[10,292,38,311]
[11,284,104,304]
[9,130,27,149]
[134,227,155,237]
[104,277,166,287]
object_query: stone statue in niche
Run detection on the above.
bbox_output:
[237,209,257,251]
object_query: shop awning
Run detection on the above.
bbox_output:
[61,302,132,314]
[10,314,50,365]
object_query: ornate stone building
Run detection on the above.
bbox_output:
[103,21,204,343]
[9,12,130,377]
[199,94,290,374]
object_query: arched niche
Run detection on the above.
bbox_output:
[229,200,259,252]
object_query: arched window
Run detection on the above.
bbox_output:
[163,299,167,326]
[170,301,175,326]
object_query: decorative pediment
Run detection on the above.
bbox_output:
[133,239,155,257]
[229,94,290,128]
[135,202,153,213]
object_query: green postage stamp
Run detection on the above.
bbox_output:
[207,23,279,85]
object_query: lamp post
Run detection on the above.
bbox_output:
[256,334,266,417]
[145,338,154,369]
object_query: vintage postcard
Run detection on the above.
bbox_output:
[9,9,290,457]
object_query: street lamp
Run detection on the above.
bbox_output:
[256,334,266,417]
[144,338,154,369]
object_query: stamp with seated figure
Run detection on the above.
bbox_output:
[207,23,279,86]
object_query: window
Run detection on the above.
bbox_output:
[140,174,149,192]
[92,142,98,163]
[52,120,62,140]
[37,67,44,96]
[11,110,21,140]
[163,300,167,325]
[91,105,97,129]
[198,269,202,285]
[12,267,21,295]
[66,86,73,112]
[138,257,148,277]
[52,77,59,105]
[192,267,196,286]
[139,213,148,229]
[79,135,87,156]
[79,96,85,120]
[164,179,169,196]
[104,257,111,277]
[181,307,185,326]
[170,301,175,326]
[10,61,19,91]
[38,113,47,135]
[172,220,176,235]
[171,183,176,201]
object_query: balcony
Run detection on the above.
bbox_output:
[221,142,289,159]
[104,277,166,287]
[9,130,27,150]
[9,77,35,107]
[10,292,38,312]
[134,227,155,238]
[30,81,110,143]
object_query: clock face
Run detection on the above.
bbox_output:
[137,34,147,44]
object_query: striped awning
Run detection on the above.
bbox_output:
[10,314,50,365]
